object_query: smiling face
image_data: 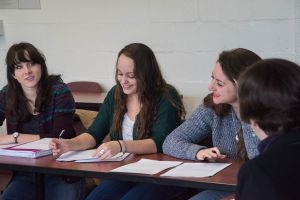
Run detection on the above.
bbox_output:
[13,60,42,91]
[208,62,238,106]
[116,54,138,96]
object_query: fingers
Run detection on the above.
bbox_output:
[211,147,221,155]
[93,141,121,159]
[93,148,110,159]
[48,138,67,156]
[197,147,226,161]
[52,149,61,156]
[49,138,59,149]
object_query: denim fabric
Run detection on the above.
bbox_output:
[85,180,191,200]
[2,172,85,200]
[189,190,233,200]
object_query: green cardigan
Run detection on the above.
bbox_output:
[87,85,182,152]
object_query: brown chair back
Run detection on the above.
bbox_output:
[67,81,102,93]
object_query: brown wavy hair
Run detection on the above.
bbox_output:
[110,43,185,139]
[203,48,261,117]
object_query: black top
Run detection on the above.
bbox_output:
[235,128,300,200]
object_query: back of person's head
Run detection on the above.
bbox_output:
[115,43,166,97]
[204,48,261,117]
[239,58,300,135]
[6,42,49,88]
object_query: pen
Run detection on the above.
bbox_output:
[58,129,66,139]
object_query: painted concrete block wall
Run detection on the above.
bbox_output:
[296,0,300,64]
[0,0,298,124]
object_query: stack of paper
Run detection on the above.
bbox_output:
[0,138,53,158]
[110,158,183,174]
[160,162,232,177]
[56,149,130,162]
[110,159,231,177]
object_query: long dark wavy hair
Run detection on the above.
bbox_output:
[5,42,61,123]
[203,48,261,117]
[111,43,185,139]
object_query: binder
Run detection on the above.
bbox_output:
[0,138,52,158]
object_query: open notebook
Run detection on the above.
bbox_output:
[56,149,130,162]
[0,138,52,158]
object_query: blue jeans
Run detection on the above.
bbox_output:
[189,190,233,200]
[85,180,191,200]
[2,171,85,200]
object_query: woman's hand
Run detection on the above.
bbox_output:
[93,141,122,159]
[196,147,226,161]
[49,133,96,156]
[49,138,72,156]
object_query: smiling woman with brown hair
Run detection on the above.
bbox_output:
[163,48,262,200]
[0,42,84,200]
[50,43,190,200]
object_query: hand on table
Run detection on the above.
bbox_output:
[93,141,122,159]
[196,147,226,162]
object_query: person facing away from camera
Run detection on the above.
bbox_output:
[236,58,300,200]
[50,43,192,200]
[0,42,84,200]
[163,48,262,200]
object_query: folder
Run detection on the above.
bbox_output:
[0,138,52,158]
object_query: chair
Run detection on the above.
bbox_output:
[72,113,87,135]
[0,170,12,196]
[67,81,102,93]
[73,109,98,135]
[67,81,104,111]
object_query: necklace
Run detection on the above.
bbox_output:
[232,109,256,142]
[231,110,240,143]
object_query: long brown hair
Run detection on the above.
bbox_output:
[5,42,61,123]
[203,48,261,117]
[111,43,185,139]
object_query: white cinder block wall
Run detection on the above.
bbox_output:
[0,0,299,134]
[296,0,300,64]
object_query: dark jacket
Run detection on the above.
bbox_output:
[235,129,300,200]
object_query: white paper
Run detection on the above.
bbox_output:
[110,158,183,175]
[161,162,231,178]
[12,138,52,150]
[56,149,130,162]
[76,152,130,163]
[0,143,19,149]
[0,138,52,158]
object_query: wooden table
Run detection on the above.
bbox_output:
[72,92,107,111]
[0,153,242,192]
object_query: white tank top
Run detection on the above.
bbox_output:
[122,113,134,140]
